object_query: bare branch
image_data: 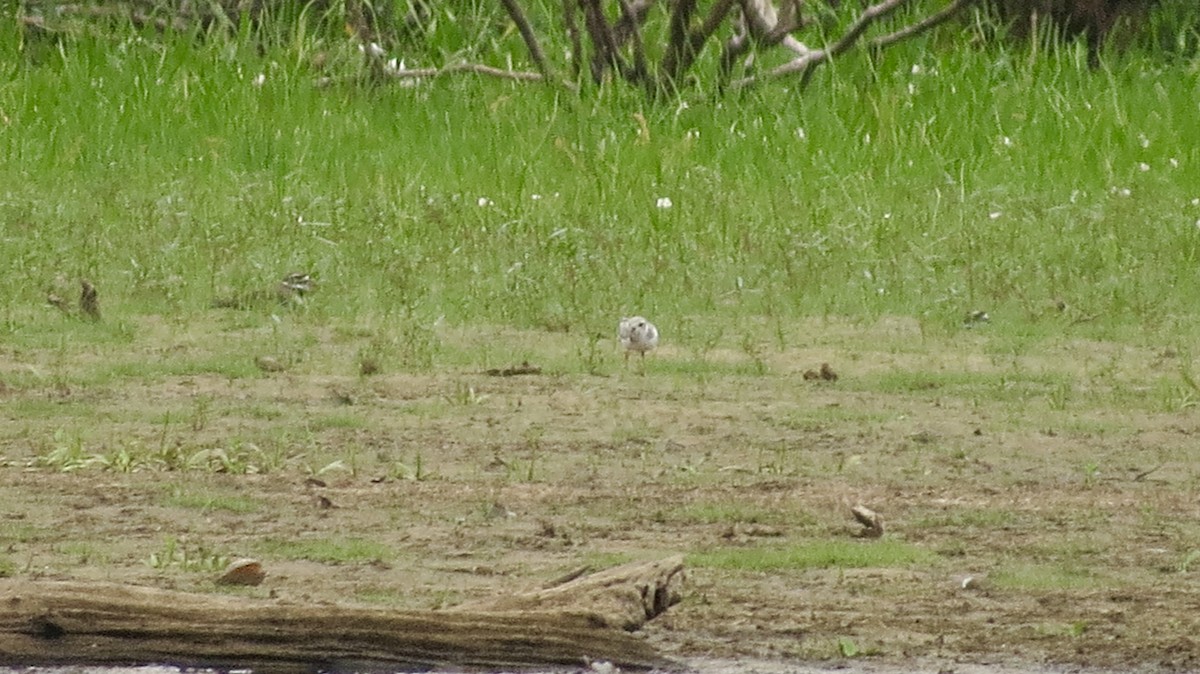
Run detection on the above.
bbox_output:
[617,0,653,88]
[579,0,627,83]
[695,0,741,49]
[869,0,981,50]
[659,0,738,86]
[612,0,657,45]
[659,0,699,84]
[498,0,555,82]
[762,0,813,54]
[730,0,911,90]
[561,0,584,80]
[727,0,813,81]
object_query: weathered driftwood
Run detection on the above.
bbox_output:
[456,555,686,631]
[0,556,684,673]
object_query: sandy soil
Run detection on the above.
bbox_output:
[2,318,1199,672]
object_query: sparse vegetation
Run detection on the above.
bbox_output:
[0,4,1197,671]
[690,539,936,571]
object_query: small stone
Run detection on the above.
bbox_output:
[217,558,266,587]
[851,504,885,538]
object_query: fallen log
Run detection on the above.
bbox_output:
[0,556,684,673]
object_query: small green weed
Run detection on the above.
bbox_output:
[146,536,230,572]
[837,637,860,657]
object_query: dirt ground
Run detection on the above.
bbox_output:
[2,317,1199,672]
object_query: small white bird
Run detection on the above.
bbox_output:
[618,316,659,368]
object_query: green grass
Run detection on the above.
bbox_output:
[665,502,807,526]
[2,15,1199,359]
[690,539,936,571]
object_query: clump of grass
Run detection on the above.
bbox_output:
[145,536,230,572]
[666,502,806,526]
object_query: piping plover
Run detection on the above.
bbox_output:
[618,316,659,367]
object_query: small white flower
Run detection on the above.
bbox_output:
[685,129,700,140]
[795,128,806,140]
[251,73,266,87]
[1139,133,1150,148]
[361,41,386,58]
[911,64,922,75]
[1114,187,1132,197]
[1001,136,1013,147]
[907,82,916,95]
[883,212,892,220]
[655,197,673,209]
[530,194,543,201]
[989,211,1002,220]
[1138,162,1150,172]
[477,197,493,207]
[1169,158,1179,168]
[1192,198,1200,206]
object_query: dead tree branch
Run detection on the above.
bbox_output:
[722,0,812,83]
[612,0,657,45]
[499,0,556,82]
[617,0,654,89]
[730,0,911,90]
[660,0,739,86]
[579,0,628,82]
[659,0,699,84]
[869,0,980,50]
[562,0,584,79]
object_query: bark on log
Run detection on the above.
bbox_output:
[0,556,684,673]
[455,555,686,631]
